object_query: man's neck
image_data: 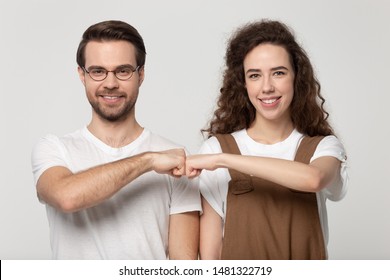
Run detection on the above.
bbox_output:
[87,115,143,148]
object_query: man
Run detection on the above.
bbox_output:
[31,20,201,259]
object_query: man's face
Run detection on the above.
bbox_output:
[78,40,144,122]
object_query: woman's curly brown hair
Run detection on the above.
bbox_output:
[203,20,334,138]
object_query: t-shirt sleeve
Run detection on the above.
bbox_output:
[169,146,202,215]
[169,176,202,215]
[311,135,348,201]
[197,137,226,218]
[31,134,68,186]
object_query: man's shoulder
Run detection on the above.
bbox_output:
[145,129,185,150]
[36,128,85,148]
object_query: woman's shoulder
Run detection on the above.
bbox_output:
[198,130,244,153]
[313,135,347,162]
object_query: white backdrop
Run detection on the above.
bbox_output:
[0,0,389,259]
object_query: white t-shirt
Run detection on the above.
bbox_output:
[31,127,201,259]
[198,129,348,246]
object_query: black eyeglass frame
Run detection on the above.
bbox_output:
[82,65,140,81]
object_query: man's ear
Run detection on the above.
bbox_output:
[77,66,86,86]
[138,65,145,86]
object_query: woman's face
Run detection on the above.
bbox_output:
[243,43,295,124]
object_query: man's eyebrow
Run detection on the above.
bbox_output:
[87,64,136,69]
[115,64,136,69]
[86,65,105,69]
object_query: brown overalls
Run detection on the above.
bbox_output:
[215,134,326,260]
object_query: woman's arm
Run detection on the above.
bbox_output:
[186,153,341,193]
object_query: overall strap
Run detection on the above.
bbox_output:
[294,136,325,163]
[214,134,253,194]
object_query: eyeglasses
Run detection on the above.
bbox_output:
[83,65,140,81]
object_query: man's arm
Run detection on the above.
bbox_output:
[199,198,222,259]
[37,149,186,213]
[168,211,200,259]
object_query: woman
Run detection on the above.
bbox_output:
[186,20,348,259]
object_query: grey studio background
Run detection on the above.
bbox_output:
[0,0,389,259]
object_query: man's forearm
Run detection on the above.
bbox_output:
[38,152,154,213]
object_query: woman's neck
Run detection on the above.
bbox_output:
[247,118,294,144]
